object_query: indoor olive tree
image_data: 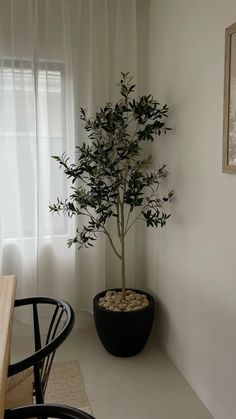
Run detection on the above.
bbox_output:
[49,73,173,298]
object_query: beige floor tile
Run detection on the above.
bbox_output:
[11,310,214,419]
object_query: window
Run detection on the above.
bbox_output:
[0,61,68,239]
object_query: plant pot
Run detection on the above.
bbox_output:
[93,288,155,357]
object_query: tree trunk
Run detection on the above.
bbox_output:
[120,202,126,299]
[120,232,126,299]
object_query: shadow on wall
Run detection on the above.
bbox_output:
[154,296,171,348]
[134,224,163,346]
[134,222,172,347]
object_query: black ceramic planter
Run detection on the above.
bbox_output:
[93,288,155,357]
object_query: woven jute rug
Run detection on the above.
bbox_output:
[45,360,92,415]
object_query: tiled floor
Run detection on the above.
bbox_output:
[11,311,214,419]
[56,311,213,419]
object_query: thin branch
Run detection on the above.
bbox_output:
[124,208,132,233]
[102,226,121,259]
[125,211,143,236]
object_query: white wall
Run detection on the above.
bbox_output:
[140,1,236,418]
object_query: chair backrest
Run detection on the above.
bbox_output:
[5,403,95,419]
[8,297,75,404]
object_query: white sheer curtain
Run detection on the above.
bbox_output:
[0,0,147,311]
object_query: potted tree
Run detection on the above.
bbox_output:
[49,73,173,357]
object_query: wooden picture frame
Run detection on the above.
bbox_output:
[223,22,236,173]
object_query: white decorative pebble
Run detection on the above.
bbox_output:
[97,290,150,312]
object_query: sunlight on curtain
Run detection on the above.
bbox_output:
[0,0,144,311]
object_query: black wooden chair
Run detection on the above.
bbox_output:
[6,297,75,407]
[5,404,95,419]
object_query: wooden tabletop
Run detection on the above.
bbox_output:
[0,275,16,419]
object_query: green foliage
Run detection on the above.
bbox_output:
[49,73,173,290]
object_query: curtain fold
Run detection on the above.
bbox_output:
[0,0,147,311]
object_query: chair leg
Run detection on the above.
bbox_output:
[33,364,44,404]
